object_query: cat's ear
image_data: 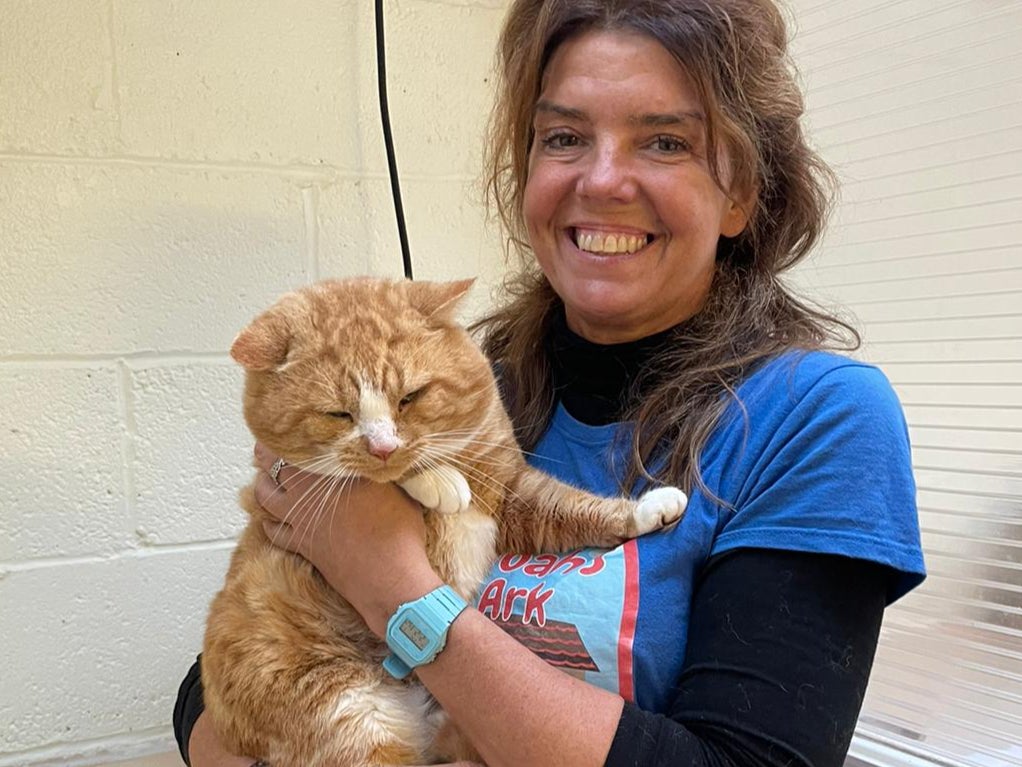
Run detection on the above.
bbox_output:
[407,278,475,322]
[230,293,308,371]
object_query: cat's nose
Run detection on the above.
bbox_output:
[367,441,397,462]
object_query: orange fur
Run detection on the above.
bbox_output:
[202,278,683,766]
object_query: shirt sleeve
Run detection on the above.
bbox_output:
[712,360,925,602]
[172,655,205,767]
[605,547,890,767]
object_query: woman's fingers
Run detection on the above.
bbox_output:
[253,441,302,490]
[261,518,300,555]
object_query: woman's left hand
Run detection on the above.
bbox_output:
[252,443,443,637]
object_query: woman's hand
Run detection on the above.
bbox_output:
[187,711,259,767]
[251,443,442,636]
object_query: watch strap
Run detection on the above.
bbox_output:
[383,584,468,678]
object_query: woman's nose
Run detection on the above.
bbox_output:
[576,145,638,203]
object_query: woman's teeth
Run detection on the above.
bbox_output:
[574,230,649,254]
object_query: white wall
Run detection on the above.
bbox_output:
[787,1,1022,765]
[0,1,507,765]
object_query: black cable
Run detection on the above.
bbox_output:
[375,0,414,280]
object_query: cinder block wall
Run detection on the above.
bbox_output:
[0,2,507,765]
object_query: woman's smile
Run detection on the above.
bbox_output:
[569,226,655,256]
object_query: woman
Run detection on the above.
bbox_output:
[176,1,925,765]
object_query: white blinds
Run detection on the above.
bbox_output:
[787,1,1022,764]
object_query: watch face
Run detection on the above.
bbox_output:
[399,618,430,651]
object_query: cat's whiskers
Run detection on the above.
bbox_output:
[298,473,339,558]
[419,439,525,473]
[282,468,340,551]
[323,471,360,563]
[413,450,531,515]
[421,446,509,471]
[412,454,503,519]
[291,462,359,556]
[414,442,510,482]
[271,455,354,545]
[424,434,554,463]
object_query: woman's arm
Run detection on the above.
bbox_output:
[355,547,887,767]
[607,548,888,767]
[173,657,259,767]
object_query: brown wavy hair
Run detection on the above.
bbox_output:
[473,0,858,494]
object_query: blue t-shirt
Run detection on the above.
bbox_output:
[476,351,925,714]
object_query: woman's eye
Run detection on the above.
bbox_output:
[540,132,580,150]
[652,135,690,153]
[326,411,352,421]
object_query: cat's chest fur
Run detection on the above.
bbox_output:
[425,506,499,600]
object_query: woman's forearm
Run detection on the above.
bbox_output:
[416,608,624,767]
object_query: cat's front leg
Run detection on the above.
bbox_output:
[629,486,688,536]
[399,465,472,515]
[499,467,687,552]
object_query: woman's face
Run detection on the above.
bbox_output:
[523,30,750,343]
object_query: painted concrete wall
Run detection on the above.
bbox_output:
[0,2,507,765]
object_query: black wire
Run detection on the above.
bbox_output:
[375,0,414,280]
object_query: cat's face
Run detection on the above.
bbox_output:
[231,278,496,483]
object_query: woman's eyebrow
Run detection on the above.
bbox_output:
[534,100,586,120]
[630,111,705,127]
[533,101,704,128]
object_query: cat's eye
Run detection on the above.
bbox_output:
[325,411,353,421]
[398,387,426,411]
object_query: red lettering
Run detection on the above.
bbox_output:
[523,553,558,577]
[498,552,605,580]
[552,551,588,575]
[477,578,505,619]
[501,586,529,621]
[579,553,605,576]
[523,583,554,626]
[498,554,529,573]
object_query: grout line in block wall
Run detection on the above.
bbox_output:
[0,540,238,575]
[0,352,232,367]
[0,151,480,184]
[303,185,320,281]
[117,359,139,542]
[0,151,347,180]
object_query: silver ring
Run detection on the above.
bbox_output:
[269,458,287,486]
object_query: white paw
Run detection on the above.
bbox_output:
[632,486,687,536]
[399,466,471,515]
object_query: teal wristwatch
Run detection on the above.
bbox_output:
[383,585,468,679]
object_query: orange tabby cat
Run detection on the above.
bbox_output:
[201,277,686,767]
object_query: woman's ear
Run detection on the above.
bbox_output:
[721,179,757,239]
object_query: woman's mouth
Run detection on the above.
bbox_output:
[570,227,654,255]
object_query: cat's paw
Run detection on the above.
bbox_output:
[630,486,688,536]
[399,466,472,515]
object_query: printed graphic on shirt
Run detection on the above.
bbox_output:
[476,541,639,701]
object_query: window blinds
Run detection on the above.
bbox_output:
[787,1,1022,764]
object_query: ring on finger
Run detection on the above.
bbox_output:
[269,458,287,487]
